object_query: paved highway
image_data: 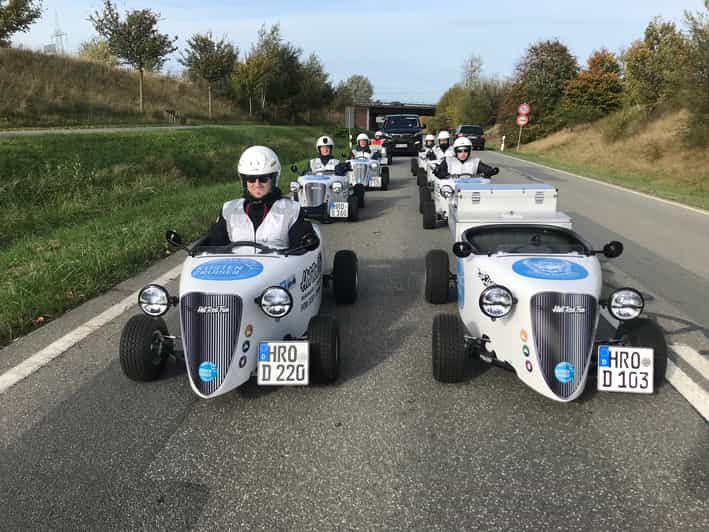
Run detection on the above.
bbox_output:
[1,155,707,530]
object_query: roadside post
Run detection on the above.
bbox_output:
[345,106,355,150]
[516,103,530,151]
[501,135,506,152]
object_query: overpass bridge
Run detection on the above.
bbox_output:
[351,101,436,130]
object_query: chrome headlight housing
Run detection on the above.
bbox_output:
[331,181,343,193]
[479,285,514,319]
[369,162,378,169]
[608,288,644,321]
[138,284,170,317]
[289,182,300,192]
[259,287,293,319]
[440,185,454,199]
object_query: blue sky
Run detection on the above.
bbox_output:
[14,0,705,103]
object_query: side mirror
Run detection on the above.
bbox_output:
[290,164,298,174]
[453,241,473,258]
[414,141,421,146]
[602,241,623,258]
[165,229,183,247]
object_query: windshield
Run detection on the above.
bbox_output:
[460,125,483,135]
[383,117,420,129]
[464,225,590,255]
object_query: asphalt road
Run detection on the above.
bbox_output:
[1,155,707,530]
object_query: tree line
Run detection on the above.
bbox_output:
[1,0,375,122]
[429,2,708,147]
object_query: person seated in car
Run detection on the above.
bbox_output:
[434,137,499,179]
[371,130,385,147]
[429,130,454,160]
[206,145,319,250]
[419,134,436,158]
[304,135,348,175]
[351,133,381,160]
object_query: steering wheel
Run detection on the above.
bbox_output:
[227,241,275,254]
[453,172,488,179]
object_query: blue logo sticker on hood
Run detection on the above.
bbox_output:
[303,175,330,181]
[554,362,575,383]
[191,259,264,281]
[512,258,588,280]
[198,361,218,382]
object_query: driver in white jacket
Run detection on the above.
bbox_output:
[206,146,318,250]
[305,135,347,175]
[430,131,454,160]
[434,137,499,179]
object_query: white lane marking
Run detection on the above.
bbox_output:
[493,151,709,218]
[666,360,709,421]
[670,343,709,378]
[0,264,183,395]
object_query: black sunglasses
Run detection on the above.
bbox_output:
[245,175,271,183]
[455,147,471,153]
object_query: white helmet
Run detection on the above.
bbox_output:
[356,133,369,143]
[316,135,334,149]
[424,134,436,142]
[374,130,383,138]
[237,146,281,187]
[453,136,473,150]
[437,131,451,141]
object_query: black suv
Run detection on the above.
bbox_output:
[454,124,485,150]
[381,114,423,156]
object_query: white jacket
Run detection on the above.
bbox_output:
[308,157,340,174]
[443,156,481,176]
[221,198,301,249]
[433,146,454,160]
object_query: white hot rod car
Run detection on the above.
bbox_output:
[289,164,360,222]
[348,157,390,201]
[421,174,490,229]
[119,229,358,399]
[425,182,667,402]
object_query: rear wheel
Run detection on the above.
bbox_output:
[432,314,468,383]
[425,249,449,304]
[419,185,429,213]
[381,168,390,191]
[333,250,358,304]
[416,168,427,187]
[119,315,170,381]
[355,184,365,208]
[308,316,340,384]
[422,199,436,229]
[347,195,359,221]
[616,318,668,387]
[410,157,417,176]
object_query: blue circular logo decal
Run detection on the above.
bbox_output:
[304,175,330,181]
[512,258,588,280]
[198,361,218,382]
[191,259,264,281]
[554,362,575,383]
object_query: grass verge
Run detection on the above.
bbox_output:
[0,125,345,347]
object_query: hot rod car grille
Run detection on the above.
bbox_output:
[302,183,327,207]
[531,292,597,399]
[180,292,243,396]
[351,162,369,185]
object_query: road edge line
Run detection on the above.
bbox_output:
[666,360,709,421]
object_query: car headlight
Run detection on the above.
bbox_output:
[479,285,514,319]
[332,182,343,193]
[139,284,170,317]
[259,286,293,319]
[369,162,378,169]
[440,185,454,199]
[608,288,644,321]
[289,182,300,192]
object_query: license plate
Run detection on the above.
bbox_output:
[597,345,653,394]
[329,201,348,218]
[257,341,309,385]
[369,176,382,187]
[395,143,408,148]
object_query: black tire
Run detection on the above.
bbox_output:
[381,168,390,191]
[308,315,340,384]
[347,195,359,222]
[119,315,170,381]
[355,184,365,208]
[616,318,668,387]
[432,314,468,383]
[425,249,449,304]
[410,158,417,176]
[333,250,358,304]
[419,185,429,214]
[416,168,427,187]
[422,199,436,229]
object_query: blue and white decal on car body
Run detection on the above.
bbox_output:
[512,258,588,281]
[191,259,264,281]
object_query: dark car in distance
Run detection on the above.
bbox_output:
[381,114,423,156]
[454,124,485,150]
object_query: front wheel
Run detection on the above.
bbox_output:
[410,157,417,176]
[308,316,340,384]
[416,168,427,187]
[432,314,468,383]
[119,315,171,381]
[347,195,359,222]
[355,184,365,208]
[616,318,668,387]
[381,168,390,191]
[422,199,436,229]
[419,185,429,214]
[333,250,358,304]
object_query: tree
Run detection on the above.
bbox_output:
[560,48,623,124]
[89,1,178,113]
[180,32,237,118]
[77,37,118,67]
[462,53,482,90]
[0,0,42,47]
[341,74,373,104]
[231,53,265,117]
[296,53,333,120]
[622,18,688,105]
[681,1,709,145]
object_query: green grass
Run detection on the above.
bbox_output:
[496,149,709,212]
[0,125,346,346]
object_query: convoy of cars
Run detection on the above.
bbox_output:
[119,123,667,403]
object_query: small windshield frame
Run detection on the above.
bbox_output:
[463,224,592,255]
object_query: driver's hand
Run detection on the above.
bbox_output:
[486,167,499,178]
[426,152,436,160]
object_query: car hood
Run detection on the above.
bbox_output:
[384,128,421,135]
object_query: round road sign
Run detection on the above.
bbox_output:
[518,103,531,115]
[516,114,529,127]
